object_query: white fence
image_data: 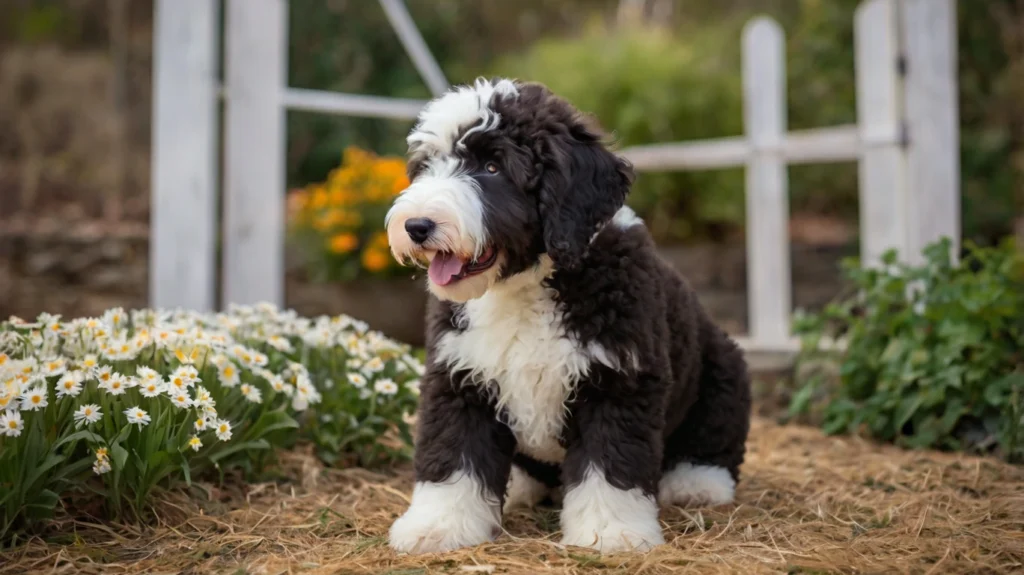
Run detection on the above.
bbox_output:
[150,0,960,355]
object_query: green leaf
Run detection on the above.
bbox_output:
[111,444,129,471]
[24,453,65,490]
[895,396,924,431]
[209,439,272,464]
[54,429,105,449]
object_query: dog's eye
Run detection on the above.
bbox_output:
[485,162,499,174]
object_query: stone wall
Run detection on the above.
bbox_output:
[0,221,854,346]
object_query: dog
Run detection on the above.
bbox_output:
[384,78,751,554]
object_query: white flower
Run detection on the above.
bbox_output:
[74,403,103,426]
[193,386,215,409]
[214,420,232,441]
[169,391,193,409]
[194,415,210,432]
[358,388,372,400]
[55,372,85,398]
[94,365,114,386]
[362,356,385,374]
[1,411,24,437]
[291,393,309,411]
[405,379,421,396]
[345,358,362,371]
[79,354,99,372]
[188,435,203,452]
[92,457,112,475]
[137,366,160,385]
[167,366,198,393]
[41,357,67,377]
[374,378,398,396]
[217,362,240,388]
[239,383,262,404]
[347,373,367,389]
[20,386,48,411]
[139,378,165,398]
[209,353,230,369]
[102,307,127,330]
[124,406,151,427]
[153,328,178,349]
[100,373,133,396]
[173,345,202,365]
[266,335,293,353]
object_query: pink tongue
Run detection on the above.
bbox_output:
[428,253,467,286]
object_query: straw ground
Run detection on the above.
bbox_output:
[3,414,1022,575]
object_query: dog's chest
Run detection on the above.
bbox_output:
[435,272,591,463]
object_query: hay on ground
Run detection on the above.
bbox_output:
[3,416,1022,575]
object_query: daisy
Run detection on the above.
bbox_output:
[124,406,151,428]
[240,384,262,404]
[266,335,293,353]
[153,328,177,349]
[194,415,210,432]
[192,386,215,409]
[1,411,24,437]
[94,365,114,386]
[139,378,165,398]
[56,372,84,398]
[20,386,48,411]
[41,357,67,377]
[79,354,99,372]
[102,307,126,330]
[345,358,363,371]
[169,392,193,409]
[74,403,103,426]
[405,379,421,396]
[188,435,203,452]
[214,420,232,441]
[0,353,9,368]
[346,372,368,388]
[208,354,230,369]
[173,346,201,365]
[217,362,240,388]
[362,356,385,374]
[101,373,132,396]
[269,377,289,395]
[93,456,112,475]
[137,366,160,385]
[374,378,399,396]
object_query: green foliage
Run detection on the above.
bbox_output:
[790,238,1024,462]
[0,305,423,545]
[493,22,745,243]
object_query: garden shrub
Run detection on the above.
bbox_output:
[790,238,1024,463]
[288,146,411,282]
[0,304,422,544]
[492,22,746,244]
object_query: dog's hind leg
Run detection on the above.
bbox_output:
[659,324,751,508]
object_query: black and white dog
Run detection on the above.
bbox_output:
[384,78,751,554]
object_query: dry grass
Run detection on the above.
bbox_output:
[4,416,1022,575]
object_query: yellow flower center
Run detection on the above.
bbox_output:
[224,367,235,377]
[84,408,93,416]
[31,395,41,404]
[64,381,74,390]
[100,373,111,382]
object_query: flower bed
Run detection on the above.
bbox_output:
[0,304,422,544]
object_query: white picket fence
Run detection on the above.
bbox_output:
[150,0,959,355]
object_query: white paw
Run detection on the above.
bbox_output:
[560,465,664,554]
[503,465,549,512]
[389,472,501,554]
[658,462,735,508]
[561,520,665,553]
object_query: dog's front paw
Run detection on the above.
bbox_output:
[560,520,665,553]
[388,475,501,554]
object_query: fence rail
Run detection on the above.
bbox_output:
[150,0,960,357]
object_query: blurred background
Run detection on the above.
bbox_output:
[0,0,1021,344]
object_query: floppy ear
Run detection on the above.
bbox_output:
[537,122,634,271]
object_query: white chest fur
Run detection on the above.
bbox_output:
[434,258,593,463]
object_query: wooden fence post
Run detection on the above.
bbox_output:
[900,0,960,263]
[150,0,218,311]
[223,0,287,307]
[855,0,908,267]
[742,17,791,348]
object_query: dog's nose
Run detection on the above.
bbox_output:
[404,218,436,244]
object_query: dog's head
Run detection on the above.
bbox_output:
[385,78,634,302]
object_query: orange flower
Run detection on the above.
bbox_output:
[328,233,359,254]
[371,231,390,249]
[362,248,391,272]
